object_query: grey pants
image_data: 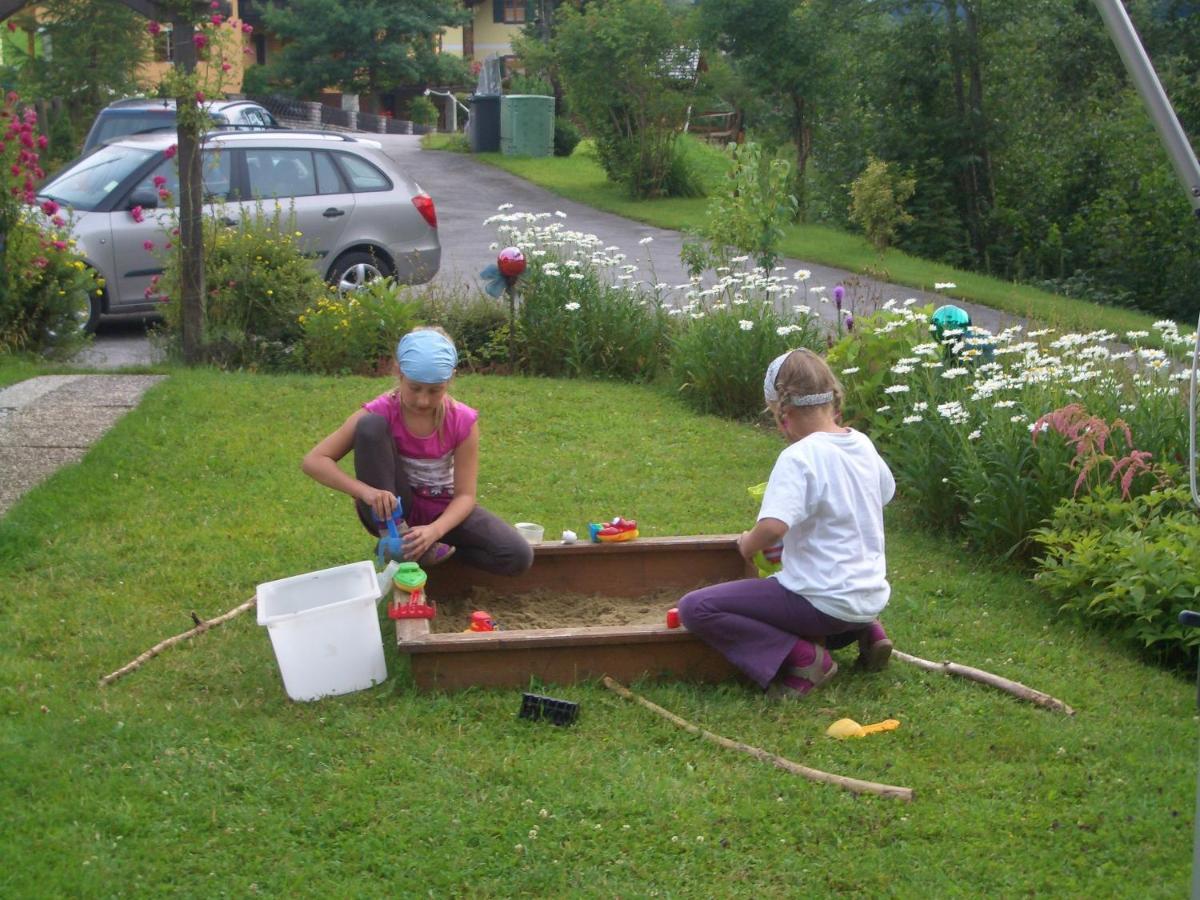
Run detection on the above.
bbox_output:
[353,414,533,576]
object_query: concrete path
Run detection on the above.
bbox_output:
[0,374,165,516]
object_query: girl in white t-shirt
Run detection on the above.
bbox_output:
[678,349,895,698]
[302,327,533,576]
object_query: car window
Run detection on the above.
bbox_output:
[335,152,391,192]
[131,149,235,203]
[242,109,269,128]
[314,151,345,194]
[39,144,157,211]
[88,111,175,148]
[246,148,317,198]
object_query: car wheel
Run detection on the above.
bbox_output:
[330,251,393,293]
[73,283,102,335]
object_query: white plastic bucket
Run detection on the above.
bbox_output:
[256,561,387,701]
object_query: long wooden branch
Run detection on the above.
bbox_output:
[894,650,1075,716]
[601,676,914,802]
[99,597,257,687]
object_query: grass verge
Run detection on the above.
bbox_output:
[0,368,1193,894]
[423,133,1172,339]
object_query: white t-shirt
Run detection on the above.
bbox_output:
[757,428,895,623]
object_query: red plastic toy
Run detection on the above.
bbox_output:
[666,607,681,629]
[465,610,496,632]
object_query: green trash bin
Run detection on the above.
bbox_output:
[500,94,555,158]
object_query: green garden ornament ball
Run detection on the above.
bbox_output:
[931,304,971,343]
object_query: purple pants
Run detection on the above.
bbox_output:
[678,577,871,689]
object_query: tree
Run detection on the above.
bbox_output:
[551,0,696,199]
[261,0,469,98]
[8,0,149,149]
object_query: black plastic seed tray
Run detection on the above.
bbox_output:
[518,692,580,727]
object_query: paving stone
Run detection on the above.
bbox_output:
[43,374,166,407]
[0,404,132,448]
[0,375,84,410]
[0,446,87,515]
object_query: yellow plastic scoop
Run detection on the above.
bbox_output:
[826,717,901,740]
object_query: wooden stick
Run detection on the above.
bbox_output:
[99,597,257,687]
[893,650,1075,716]
[601,676,914,802]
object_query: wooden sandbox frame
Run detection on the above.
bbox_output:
[403,535,755,692]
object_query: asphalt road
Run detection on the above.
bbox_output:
[79,133,1017,368]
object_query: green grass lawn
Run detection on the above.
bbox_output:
[423,133,1169,340]
[0,367,1194,895]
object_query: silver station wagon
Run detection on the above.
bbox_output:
[37,130,441,331]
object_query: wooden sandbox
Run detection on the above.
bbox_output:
[402,535,754,691]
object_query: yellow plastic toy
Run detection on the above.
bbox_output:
[747,483,782,578]
[825,717,901,740]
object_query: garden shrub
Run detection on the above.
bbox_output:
[1033,487,1200,662]
[828,303,1194,560]
[418,288,511,373]
[158,204,326,370]
[848,156,916,251]
[550,0,693,198]
[553,117,581,158]
[407,95,438,127]
[0,93,96,356]
[670,283,824,419]
[300,279,422,376]
[700,142,797,270]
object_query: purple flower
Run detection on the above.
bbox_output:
[833,284,845,312]
[843,311,854,332]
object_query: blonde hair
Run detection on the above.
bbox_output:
[393,325,457,435]
[770,348,843,416]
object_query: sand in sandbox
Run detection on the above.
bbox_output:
[428,586,691,633]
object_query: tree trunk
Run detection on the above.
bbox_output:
[172,18,205,364]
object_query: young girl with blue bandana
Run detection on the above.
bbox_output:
[678,348,895,699]
[302,327,533,575]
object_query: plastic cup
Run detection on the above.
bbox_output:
[515,522,544,544]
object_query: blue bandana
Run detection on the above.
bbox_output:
[396,331,458,383]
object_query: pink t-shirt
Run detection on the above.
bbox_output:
[361,392,479,526]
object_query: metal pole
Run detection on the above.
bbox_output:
[1092,0,1200,215]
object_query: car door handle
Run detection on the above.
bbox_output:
[219,216,237,227]
[322,207,345,218]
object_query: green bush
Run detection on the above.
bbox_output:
[158,204,327,370]
[519,257,671,382]
[848,156,916,251]
[418,288,511,372]
[299,278,422,375]
[407,95,438,127]
[700,142,797,270]
[1033,487,1200,661]
[553,117,581,158]
[669,272,825,419]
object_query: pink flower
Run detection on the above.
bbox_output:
[9,164,18,177]
[18,131,32,149]
[51,215,64,227]
[147,20,162,36]
[164,144,177,159]
[195,91,206,103]
[6,90,18,105]
[241,22,253,33]
[143,240,155,251]
[210,0,219,8]
[157,188,171,202]
[51,240,67,251]
[221,62,231,72]
[210,13,223,25]
[130,205,145,224]
[193,32,208,50]
[165,242,173,250]
[36,134,46,149]
[40,199,59,216]
[6,21,16,32]
[153,175,167,187]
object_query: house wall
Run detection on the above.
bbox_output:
[442,3,522,60]
[136,0,249,95]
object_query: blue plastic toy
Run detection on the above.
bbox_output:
[373,499,406,567]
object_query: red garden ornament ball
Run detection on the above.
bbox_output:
[497,246,527,278]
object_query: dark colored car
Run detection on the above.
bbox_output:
[81,98,280,154]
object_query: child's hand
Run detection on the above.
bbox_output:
[402,525,440,562]
[359,487,399,522]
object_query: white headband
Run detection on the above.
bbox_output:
[787,391,834,407]
[763,352,790,405]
